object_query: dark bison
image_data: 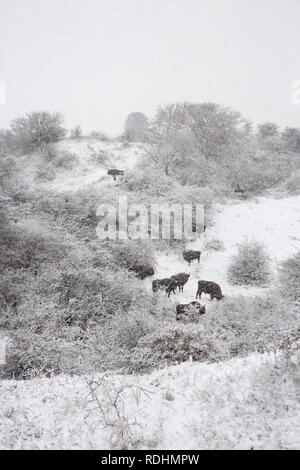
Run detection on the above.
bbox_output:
[165,280,178,297]
[165,273,190,296]
[176,302,206,321]
[107,169,124,181]
[234,184,245,194]
[196,281,224,300]
[131,264,154,280]
[183,250,201,265]
[152,278,172,293]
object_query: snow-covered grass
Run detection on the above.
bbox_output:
[14,139,146,194]
[0,352,299,450]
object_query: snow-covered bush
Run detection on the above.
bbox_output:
[2,267,152,379]
[121,169,176,198]
[88,131,110,141]
[205,237,225,251]
[35,148,78,181]
[279,252,300,302]
[10,111,66,152]
[107,240,155,270]
[31,188,99,239]
[134,323,221,370]
[284,170,300,195]
[70,125,83,139]
[228,240,270,285]
[86,375,148,449]
[89,147,108,166]
[206,294,299,355]
[52,150,78,169]
[0,222,67,272]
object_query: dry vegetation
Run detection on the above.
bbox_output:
[0,106,300,381]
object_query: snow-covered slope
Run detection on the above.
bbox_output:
[0,352,299,450]
[4,139,299,450]
[46,139,144,193]
[15,139,146,193]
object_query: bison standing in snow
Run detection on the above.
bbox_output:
[183,250,201,265]
[196,281,224,300]
[107,169,124,181]
[165,273,190,296]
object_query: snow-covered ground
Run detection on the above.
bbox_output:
[0,352,299,450]
[15,139,145,193]
[46,139,144,193]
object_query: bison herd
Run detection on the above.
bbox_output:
[147,249,225,323]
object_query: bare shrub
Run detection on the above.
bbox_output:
[11,111,66,152]
[70,125,83,139]
[88,131,110,141]
[205,294,300,356]
[86,375,151,449]
[133,323,221,371]
[108,240,155,271]
[205,237,225,251]
[284,170,300,195]
[279,252,300,302]
[52,150,78,169]
[228,240,270,286]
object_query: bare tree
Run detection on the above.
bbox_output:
[257,122,279,139]
[10,111,66,152]
[70,125,83,139]
[148,102,244,174]
[184,102,243,160]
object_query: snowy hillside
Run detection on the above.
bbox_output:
[18,139,300,309]
[0,352,299,450]
[15,139,146,193]
[2,138,299,450]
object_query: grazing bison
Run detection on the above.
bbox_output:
[176,302,206,322]
[131,264,154,280]
[107,169,124,181]
[196,281,224,300]
[152,278,172,293]
[234,184,245,194]
[183,250,201,265]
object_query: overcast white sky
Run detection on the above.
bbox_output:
[0,0,299,135]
